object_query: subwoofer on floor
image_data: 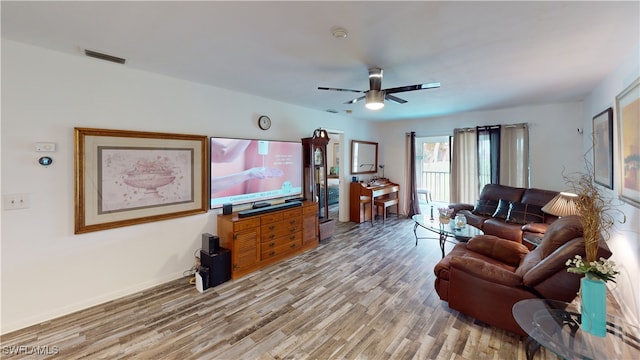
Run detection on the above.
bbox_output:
[199,248,231,288]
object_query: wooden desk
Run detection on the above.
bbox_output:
[350,181,400,223]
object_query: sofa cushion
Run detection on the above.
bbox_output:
[467,235,530,266]
[506,202,545,225]
[515,216,584,278]
[479,184,526,203]
[521,188,560,207]
[483,218,525,242]
[472,199,499,216]
[492,199,511,219]
[434,241,518,281]
[537,215,584,258]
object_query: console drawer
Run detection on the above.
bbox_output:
[261,236,302,260]
[260,232,301,252]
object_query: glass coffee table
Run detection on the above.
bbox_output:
[512,299,640,360]
[412,214,484,257]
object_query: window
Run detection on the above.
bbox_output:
[477,126,500,191]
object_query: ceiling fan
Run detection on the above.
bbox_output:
[318,67,440,110]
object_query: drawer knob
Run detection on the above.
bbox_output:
[269,242,275,247]
[270,251,276,256]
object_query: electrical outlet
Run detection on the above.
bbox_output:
[3,193,30,210]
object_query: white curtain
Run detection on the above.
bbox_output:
[500,124,529,187]
[451,128,478,204]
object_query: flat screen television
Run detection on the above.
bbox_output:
[210,137,303,209]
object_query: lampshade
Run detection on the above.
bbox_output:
[541,192,579,217]
[365,90,385,110]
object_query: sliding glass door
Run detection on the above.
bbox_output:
[415,136,451,204]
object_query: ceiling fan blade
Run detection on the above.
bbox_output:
[318,86,364,93]
[344,95,366,105]
[385,94,407,104]
[384,81,441,94]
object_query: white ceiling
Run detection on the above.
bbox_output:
[2,1,639,121]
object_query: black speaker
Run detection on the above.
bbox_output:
[222,203,232,215]
[202,233,220,254]
[200,248,231,287]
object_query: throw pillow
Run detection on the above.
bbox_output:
[472,199,499,216]
[506,202,545,224]
[492,199,511,219]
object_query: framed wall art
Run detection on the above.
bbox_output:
[592,107,613,189]
[75,127,208,233]
[615,78,640,208]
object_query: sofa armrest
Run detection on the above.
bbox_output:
[467,235,530,266]
[522,222,549,234]
[450,257,523,287]
[449,203,474,214]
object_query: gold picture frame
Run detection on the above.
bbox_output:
[75,127,208,234]
[615,78,640,208]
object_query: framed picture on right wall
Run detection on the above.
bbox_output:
[593,107,613,189]
[615,78,640,208]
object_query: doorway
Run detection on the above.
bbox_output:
[415,136,451,212]
[327,131,343,221]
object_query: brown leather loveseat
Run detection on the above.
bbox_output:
[433,215,611,336]
[449,184,559,243]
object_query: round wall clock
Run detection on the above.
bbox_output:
[258,115,271,130]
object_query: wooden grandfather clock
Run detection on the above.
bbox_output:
[302,129,330,221]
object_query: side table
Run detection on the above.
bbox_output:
[512,298,639,360]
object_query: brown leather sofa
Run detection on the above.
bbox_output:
[433,215,612,336]
[449,184,560,243]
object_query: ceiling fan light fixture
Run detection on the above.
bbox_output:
[365,90,385,110]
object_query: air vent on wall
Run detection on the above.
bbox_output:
[84,49,126,64]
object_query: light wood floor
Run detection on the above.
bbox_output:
[1,212,557,359]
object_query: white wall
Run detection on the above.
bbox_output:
[583,45,639,323]
[0,40,373,333]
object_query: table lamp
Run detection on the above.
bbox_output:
[541,192,579,217]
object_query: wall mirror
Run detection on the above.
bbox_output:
[350,140,378,174]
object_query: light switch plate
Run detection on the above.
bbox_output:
[35,142,57,152]
[3,193,30,210]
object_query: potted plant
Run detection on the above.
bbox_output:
[564,162,625,336]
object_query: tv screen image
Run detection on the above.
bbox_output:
[210,138,302,209]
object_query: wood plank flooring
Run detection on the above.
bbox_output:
[1,214,557,359]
